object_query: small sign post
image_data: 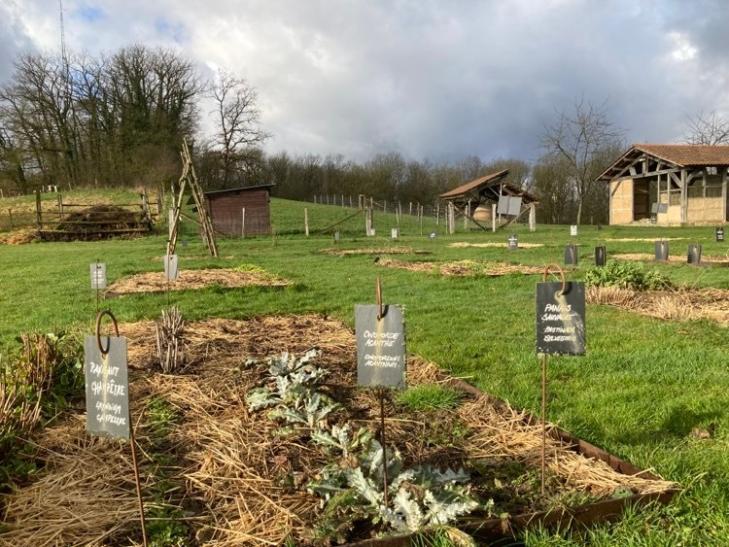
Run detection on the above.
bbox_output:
[508,234,518,250]
[90,261,107,313]
[564,244,578,267]
[355,278,406,505]
[164,254,178,305]
[655,240,669,262]
[687,243,702,265]
[595,245,607,266]
[570,225,578,236]
[85,311,147,546]
[391,227,399,240]
[535,266,585,495]
[716,227,725,242]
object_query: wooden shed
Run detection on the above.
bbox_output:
[598,144,729,225]
[204,184,274,236]
[439,169,539,230]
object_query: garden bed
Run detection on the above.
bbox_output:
[449,242,544,249]
[612,253,729,266]
[379,258,544,277]
[588,286,729,326]
[0,315,677,546]
[105,266,290,296]
[321,246,429,257]
[0,228,38,245]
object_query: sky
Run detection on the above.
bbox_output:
[1,0,728,164]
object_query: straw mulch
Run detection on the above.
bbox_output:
[379,258,544,277]
[612,253,729,265]
[321,246,420,256]
[106,268,290,295]
[0,228,38,245]
[0,315,676,546]
[449,242,544,249]
[604,237,691,242]
[588,286,729,326]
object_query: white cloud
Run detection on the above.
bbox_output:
[2,0,729,160]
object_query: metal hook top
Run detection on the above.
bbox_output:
[542,263,567,295]
[95,309,120,356]
[375,276,383,320]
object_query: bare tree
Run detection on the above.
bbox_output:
[685,110,729,145]
[209,70,268,186]
[542,98,623,224]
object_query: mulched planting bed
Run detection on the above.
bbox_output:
[0,228,38,245]
[379,258,544,277]
[0,315,676,546]
[105,267,290,296]
[449,242,545,249]
[612,253,729,266]
[321,246,429,257]
[588,286,729,326]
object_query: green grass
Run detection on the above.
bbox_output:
[1,192,729,544]
[397,384,462,411]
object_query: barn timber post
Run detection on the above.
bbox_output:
[680,169,688,225]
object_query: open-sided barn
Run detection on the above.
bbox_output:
[204,184,274,236]
[599,144,729,225]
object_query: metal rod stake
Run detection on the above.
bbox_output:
[379,388,389,506]
[129,422,148,547]
[541,353,547,497]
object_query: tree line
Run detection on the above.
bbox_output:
[1,44,719,224]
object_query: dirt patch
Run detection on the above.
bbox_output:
[0,228,38,245]
[449,242,545,249]
[613,253,729,265]
[321,246,426,256]
[379,258,544,277]
[588,286,729,325]
[106,267,290,295]
[0,315,675,546]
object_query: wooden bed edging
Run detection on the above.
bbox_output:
[344,376,679,546]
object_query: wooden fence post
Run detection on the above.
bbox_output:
[492,203,497,232]
[304,208,309,237]
[529,203,536,232]
[241,207,246,238]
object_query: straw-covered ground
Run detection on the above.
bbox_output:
[0,315,675,546]
[449,242,545,249]
[378,258,544,277]
[321,246,428,257]
[0,228,38,245]
[106,266,290,295]
[587,286,729,326]
[612,252,729,265]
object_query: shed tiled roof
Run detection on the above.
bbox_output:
[633,144,729,167]
[439,170,510,198]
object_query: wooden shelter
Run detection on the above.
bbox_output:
[204,184,274,236]
[439,169,538,231]
[598,144,729,225]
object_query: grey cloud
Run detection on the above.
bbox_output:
[5,0,729,162]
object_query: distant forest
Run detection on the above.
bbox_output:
[0,45,648,224]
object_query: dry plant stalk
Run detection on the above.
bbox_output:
[156,306,186,373]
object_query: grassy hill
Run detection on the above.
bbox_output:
[1,190,728,544]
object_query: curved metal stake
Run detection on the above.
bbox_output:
[94,310,147,547]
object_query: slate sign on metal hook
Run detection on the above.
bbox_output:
[355,303,406,389]
[536,281,586,355]
[90,262,107,290]
[84,334,130,439]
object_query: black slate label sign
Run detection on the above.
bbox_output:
[84,336,130,439]
[655,241,669,261]
[595,246,607,266]
[564,244,578,266]
[687,244,702,265]
[90,262,107,290]
[536,282,585,355]
[355,304,406,389]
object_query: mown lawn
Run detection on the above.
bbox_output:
[1,195,728,545]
